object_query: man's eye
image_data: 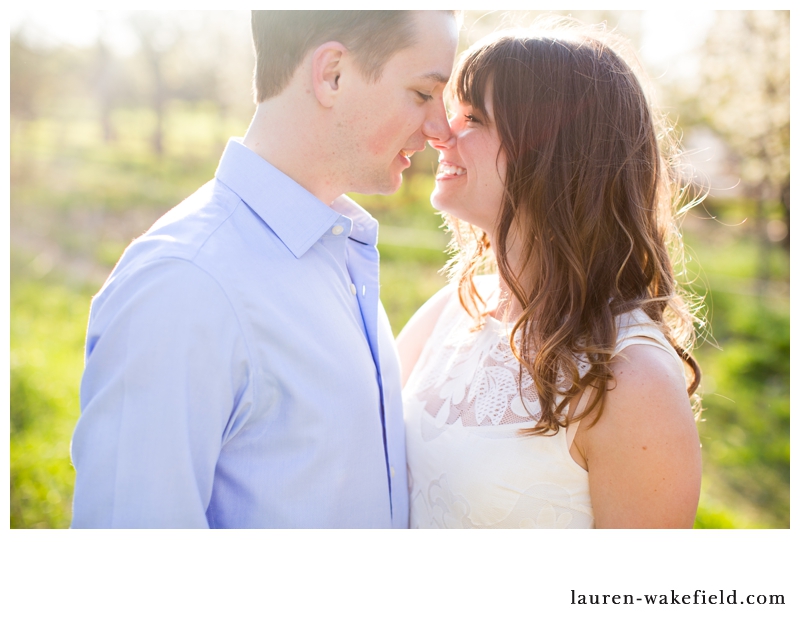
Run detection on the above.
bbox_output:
[416,91,433,102]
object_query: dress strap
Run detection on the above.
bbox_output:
[615,310,685,377]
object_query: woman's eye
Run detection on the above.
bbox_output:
[464,114,480,124]
[416,91,433,103]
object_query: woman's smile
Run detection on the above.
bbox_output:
[435,160,467,179]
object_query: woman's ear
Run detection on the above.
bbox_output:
[311,42,348,108]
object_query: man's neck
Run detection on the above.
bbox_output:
[243,97,342,206]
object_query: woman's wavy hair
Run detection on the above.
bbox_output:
[444,18,703,434]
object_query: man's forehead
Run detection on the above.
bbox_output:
[393,11,457,83]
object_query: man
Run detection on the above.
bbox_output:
[71,11,458,528]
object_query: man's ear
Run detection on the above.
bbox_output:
[311,42,348,108]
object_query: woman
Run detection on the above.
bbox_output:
[398,21,703,528]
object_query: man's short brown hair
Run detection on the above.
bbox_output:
[251,11,424,102]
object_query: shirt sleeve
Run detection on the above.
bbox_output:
[71,258,252,528]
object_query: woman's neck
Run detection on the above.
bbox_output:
[487,230,531,323]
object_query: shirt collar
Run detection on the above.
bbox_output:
[215,138,377,257]
[330,194,378,247]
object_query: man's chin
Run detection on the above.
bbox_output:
[380,178,404,196]
[355,173,403,197]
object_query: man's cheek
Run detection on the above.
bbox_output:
[366,117,412,156]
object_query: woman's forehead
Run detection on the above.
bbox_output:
[450,73,493,112]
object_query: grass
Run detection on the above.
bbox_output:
[9,109,789,529]
[10,271,92,528]
[677,208,790,528]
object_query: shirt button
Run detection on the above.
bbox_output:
[331,225,344,236]
[390,466,396,478]
[350,283,357,295]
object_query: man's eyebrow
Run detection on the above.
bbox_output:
[417,72,451,84]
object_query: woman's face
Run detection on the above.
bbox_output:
[429,89,506,234]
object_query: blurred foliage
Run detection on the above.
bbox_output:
[10,277,92,528]
[9,10,789,529]
[664,12,790,261]
[696,12,789,197]
[683,214,789,528]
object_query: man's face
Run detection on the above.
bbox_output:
[333,12,458,195]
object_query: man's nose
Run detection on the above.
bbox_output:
[427,113,457,151]
[422,98,452,144]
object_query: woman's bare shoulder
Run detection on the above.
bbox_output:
[576,344,702,528]
[587,344,698,455]
[396,283,457,387]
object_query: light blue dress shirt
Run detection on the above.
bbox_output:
[71,138,408,528]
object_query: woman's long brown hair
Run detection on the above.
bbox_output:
[444,20,703,434]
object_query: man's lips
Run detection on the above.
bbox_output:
[397,148,422,168]
[396,150,412,169]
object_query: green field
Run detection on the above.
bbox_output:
[10,107,789,528]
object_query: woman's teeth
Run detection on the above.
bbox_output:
[437,163,466,177]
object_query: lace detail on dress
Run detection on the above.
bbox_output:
[407,298,591,428]
[404,281,678,529]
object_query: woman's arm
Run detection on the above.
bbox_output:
[572,344,702,528]
[396,285,454,387]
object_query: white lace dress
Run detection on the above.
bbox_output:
[403,279,684,529]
